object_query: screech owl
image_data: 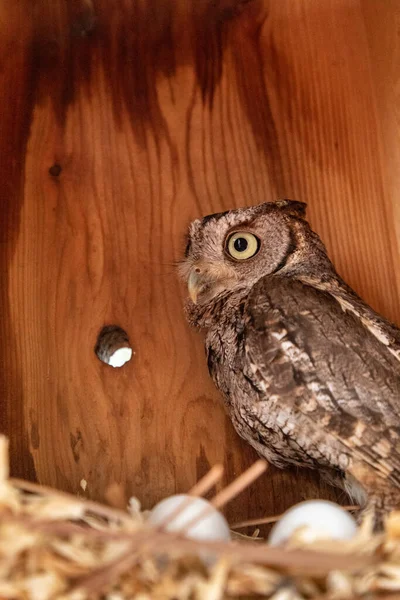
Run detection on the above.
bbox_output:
[181,200,400,525]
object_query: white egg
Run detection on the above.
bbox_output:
[268,500,358,546]
[148,494,231,542]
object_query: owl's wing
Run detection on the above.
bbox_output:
[243,276,400,485]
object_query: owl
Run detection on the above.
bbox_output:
[181,200,400,525]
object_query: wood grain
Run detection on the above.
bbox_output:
[0,0,399,529]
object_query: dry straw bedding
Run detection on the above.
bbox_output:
[0,438,399,600]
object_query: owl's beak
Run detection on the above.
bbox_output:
[187,269,203,304]
[187,264,216,305]
[187,262,235,305]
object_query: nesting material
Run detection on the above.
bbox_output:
[0,437,399,600]
[108,347,133,368]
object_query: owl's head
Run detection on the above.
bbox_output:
[181,200,331,306]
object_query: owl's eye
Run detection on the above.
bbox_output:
[226,232,260,260]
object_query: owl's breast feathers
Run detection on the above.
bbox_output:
[240,275,400,487]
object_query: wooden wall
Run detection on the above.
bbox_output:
[0,0,399,527]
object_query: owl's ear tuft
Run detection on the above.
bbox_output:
[189,218,202,234]
[275,199,307,219]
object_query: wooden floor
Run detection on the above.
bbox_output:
[0,0,399,528]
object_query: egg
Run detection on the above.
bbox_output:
[148,494,231,542]
[268,500,358,546]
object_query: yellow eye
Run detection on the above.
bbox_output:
[226,232,260,260]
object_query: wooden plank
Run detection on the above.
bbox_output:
[0,4,36,480]
[0,0,398,528]
[361,0,400,293]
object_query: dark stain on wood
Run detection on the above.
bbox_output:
[70,429,83,463]
[196,443,212,483]
[230,7,285,193]
[25,1,262,143]
[30,421,40,451]
[29,1,97,127]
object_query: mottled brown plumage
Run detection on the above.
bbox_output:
[181,200,400,524]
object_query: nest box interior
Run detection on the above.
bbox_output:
[0,0,399,530]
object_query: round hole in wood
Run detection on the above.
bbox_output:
[95,325,133,368]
